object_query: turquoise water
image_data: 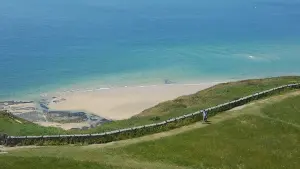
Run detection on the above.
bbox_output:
[1,0,300,100]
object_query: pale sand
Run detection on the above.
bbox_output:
[36,121,90,130]
[5,103,37,114]
[48,83,217,120]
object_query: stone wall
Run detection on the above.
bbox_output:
[3,83,300,146]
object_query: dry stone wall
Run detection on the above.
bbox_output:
[3,83,300,146]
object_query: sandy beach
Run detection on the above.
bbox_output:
[48,83,217,120]
[36,121,91,130]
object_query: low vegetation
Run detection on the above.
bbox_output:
[2,92,300,169]
[119,114,300,169]
[1,76,300,138]
[261,96,300,125]
[0,156,123,169]
[117,95,300,169]
[85,76,300,133]
[0,111,66,136]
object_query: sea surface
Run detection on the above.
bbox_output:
[0,0,300,100]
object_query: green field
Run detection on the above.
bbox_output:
[0,156,123,169]
[2,89,300,169]
[0,112,66,136]
[1,76,300,136]
[88,76,300,133]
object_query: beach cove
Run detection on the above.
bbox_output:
[48,83,216,121]
[1,82,218,130]
[1,0,300,101]
[1,0,300,130]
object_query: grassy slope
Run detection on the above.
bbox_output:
[3,91,300,169]
[262,96,300,125]
[118,94,300,169]
[0,156,123,169]
[0,112,66,135]
[1,76,300,136]
[85,76,300,133]
[120,116,300,169]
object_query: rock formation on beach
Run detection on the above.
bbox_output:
[1,98,110,130]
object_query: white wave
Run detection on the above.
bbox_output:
[96,88,110,90]
[247,55,265,61]
[248,55,255,59]
[247,54,279,62]
[84,89,93,92]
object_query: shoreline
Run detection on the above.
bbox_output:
[2,75,298,130]
[0,78,231,130]
[49,82,224,97]
[1,71,276,102]
[0,73,241,102]
[47,82,220,121]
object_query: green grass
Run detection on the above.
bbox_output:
[0,112,66,136]
[117,115,300,169]
[81,76,300,133]
[1,76,300,136]
[0,156,123,169]
[114,94,300,169]
[262,95,300,125]
[3,92,300,169]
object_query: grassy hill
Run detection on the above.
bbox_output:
[2,89,300,169]
[0,111,66,136]
[1,76,300,136]
[81,76,300,133]
[117,95,300,169]
[0,156,124,169]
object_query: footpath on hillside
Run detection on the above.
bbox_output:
[0,145,8,154]
[4,90,300,151]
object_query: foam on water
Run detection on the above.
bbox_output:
[0,0,300,100]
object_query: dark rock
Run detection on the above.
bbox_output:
[164,79,175,84]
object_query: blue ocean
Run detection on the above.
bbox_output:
[0,0,300,100]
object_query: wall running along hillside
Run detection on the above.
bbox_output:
[2,83,300,146]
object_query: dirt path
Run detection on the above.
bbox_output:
[5,90,300,152]
[0,145,8,154]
